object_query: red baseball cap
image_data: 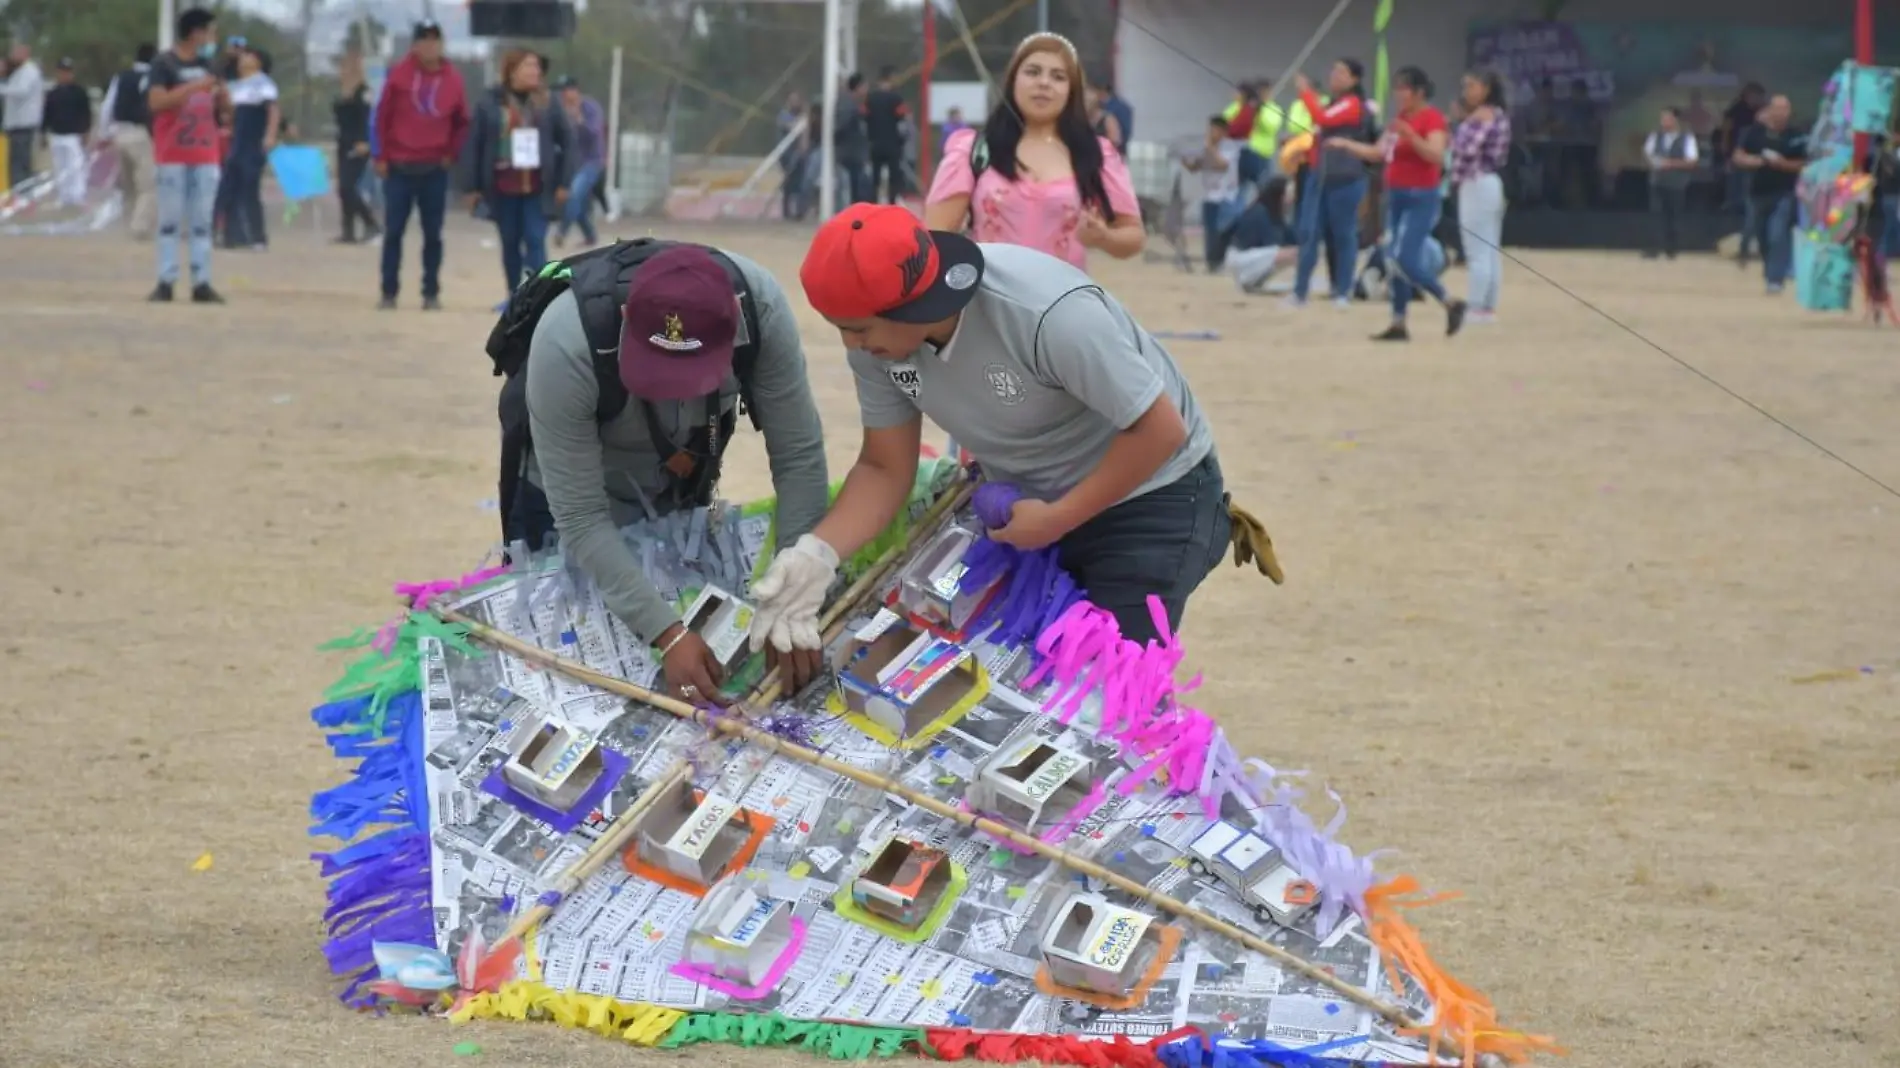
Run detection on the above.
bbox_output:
[619,246,738,401]
[800,203,985,323]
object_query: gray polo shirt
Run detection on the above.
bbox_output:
[846,242,1214,502]
[524,250,829,645]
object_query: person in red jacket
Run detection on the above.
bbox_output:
[1287,58,1371,307]
[373,19,469,311]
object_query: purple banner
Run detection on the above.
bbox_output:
[1467,22,1616,104]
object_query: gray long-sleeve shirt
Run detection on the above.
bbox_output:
[523,250,829,646]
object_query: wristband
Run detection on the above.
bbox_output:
[654,626,690,658]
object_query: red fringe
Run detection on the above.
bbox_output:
[924,1025,1204,1067]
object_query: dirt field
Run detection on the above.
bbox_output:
[2,216,1896,1068]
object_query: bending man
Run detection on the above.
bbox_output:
[752,203,1271,655]
[499,242,830,703]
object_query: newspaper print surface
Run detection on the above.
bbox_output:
[413,500,1441,1063]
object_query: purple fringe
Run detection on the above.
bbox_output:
[309,689,435,1007]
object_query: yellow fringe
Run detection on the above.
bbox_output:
[451,979,688,1045]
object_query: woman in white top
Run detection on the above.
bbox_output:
[219,48,279,249]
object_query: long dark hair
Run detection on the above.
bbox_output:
[1336,57,1367,99]
[1464,68,1506,109]
[1395,65,1435,102]
[981,33,1115,221]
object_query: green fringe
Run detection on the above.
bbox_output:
[317,611,478,736]
[660,1011,925,1059]
[755,458,959,584]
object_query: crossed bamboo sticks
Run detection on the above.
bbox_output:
[437,477,1425,1037]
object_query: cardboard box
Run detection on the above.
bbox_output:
[892,523,1001,633]
[849,836,954,931]
[1041,893,1164,997]
[630,778,764,889]
[1243,862,1320,929]
[684,876,797,987]
[968,737,1095,831]
[500,713,607,813]
[681,584,756,678]
[834,611,986,742]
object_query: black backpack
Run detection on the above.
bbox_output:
[487,238,764,543]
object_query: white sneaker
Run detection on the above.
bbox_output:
[1332,296,1352,310]
[1467,309,1496,325]
[1282,294,1308,309]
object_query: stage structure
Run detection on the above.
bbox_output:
[308,455,1559,1067]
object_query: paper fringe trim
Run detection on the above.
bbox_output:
[310,611,472,1006]
[448,986,1446,1067]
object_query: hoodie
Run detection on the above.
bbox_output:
[373,53,469,167]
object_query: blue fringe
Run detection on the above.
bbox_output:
[309,688,434,1007]
[1156,1033,1391,1068]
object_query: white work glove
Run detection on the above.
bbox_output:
[748,533,840,654]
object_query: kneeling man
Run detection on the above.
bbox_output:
[496,241,830,702]
[750,203,1235,653]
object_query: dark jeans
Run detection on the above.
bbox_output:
[1201,200,1232,271]
[381,166,448,300]
[1055,453,1229,646]
[506,478,559,553]
[839,155,871,206]
[869,151,905,203]
[1294,175,1366,301]
[5,128,32,188]
[491,192,550,294]
[1752,191,1796,287]
[218,147,267,247]
[1649,183,1686,256]
[336,154,379,240]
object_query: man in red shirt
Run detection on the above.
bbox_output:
[373,19,469,311]
[145,7,226,304]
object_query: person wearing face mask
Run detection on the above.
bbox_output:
[466,49,574,303]
[746,203,1283,658]
[145,7,227,304]
[924,33,1143,270]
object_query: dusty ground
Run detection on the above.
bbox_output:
[2,215,1896,1068]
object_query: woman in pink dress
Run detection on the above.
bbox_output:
[924,33,1144,269]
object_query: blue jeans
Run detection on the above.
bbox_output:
[1293,175,1365,300]
[491,193,549,294]
[1201,200,1236,270]
[380,167,448,300]
[1738,191,1758,259]
[1054,453,1230,645]
[1753,193,1796,287]
[155,163,219,285]
[1386,187,1450,318]
[560,161,601,244]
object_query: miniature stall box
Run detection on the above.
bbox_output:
[501,713,607,812]
[683,877,797,987]
[681,584,756,678]
[1041,893,1165,997]
[833,611,988,743]
[850,836,954,930]
[968,737,1094,830]
[1185,820,1316,927]
[626,778,770,890]
[892,523,1002,633]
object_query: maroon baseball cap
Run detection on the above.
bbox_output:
[619,246,739,401]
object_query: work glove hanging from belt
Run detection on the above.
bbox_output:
[748,533,841,654]
[1224,495,1284,584]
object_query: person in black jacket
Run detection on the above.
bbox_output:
[101,44,158,238]
[863,65,909,203]
[42,59,93,207]
[332,53,380,243]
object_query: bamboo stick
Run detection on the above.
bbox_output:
[437,607,1423,1030]
[479,477,974,946]
[498,761,690,946]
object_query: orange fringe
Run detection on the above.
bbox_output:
[1363,877,1566,1066]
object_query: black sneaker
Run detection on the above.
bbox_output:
[421,296,442,311]
[1372,323,1409,342]
[1445,299,1467,337]
[147,282,174,303]
[191,283,225,304]
[377,296,398,310]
